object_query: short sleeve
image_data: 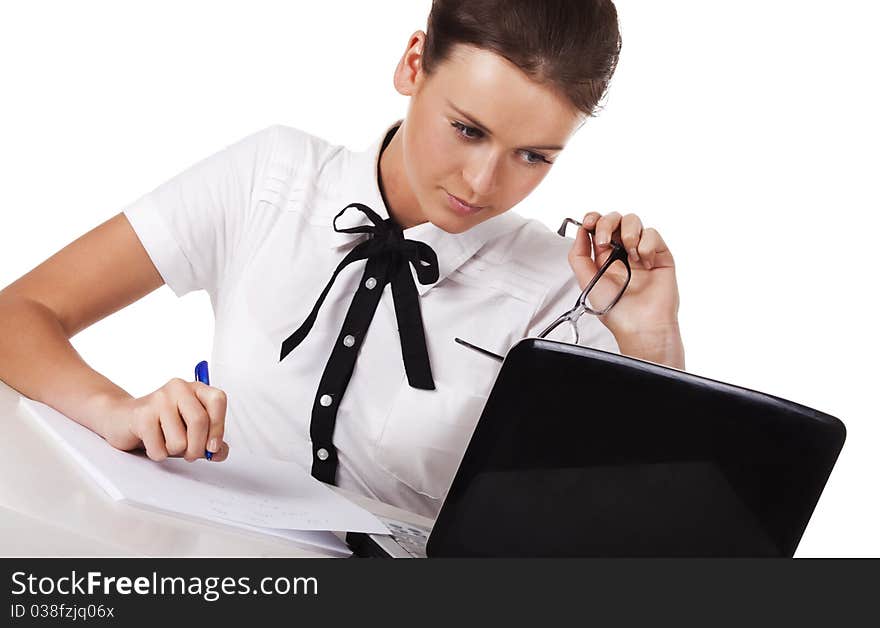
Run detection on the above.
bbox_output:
[122,124,280,298]
[525,271,621,354]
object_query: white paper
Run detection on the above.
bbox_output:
[20,397,389,553]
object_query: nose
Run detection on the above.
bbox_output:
[462,147,501,201]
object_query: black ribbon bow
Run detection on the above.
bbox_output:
[279,202,438,390]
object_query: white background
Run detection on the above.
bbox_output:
[1,1,877,556]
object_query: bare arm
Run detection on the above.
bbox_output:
[0,213,162,432]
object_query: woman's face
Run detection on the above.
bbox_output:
[389,33,585,234]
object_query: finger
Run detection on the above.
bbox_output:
[569,214,592,259]
[581,211,601,231]
[594,211,622,249]
[636,227,669,270]
[646,228,675,268]
[194,383,227,457]
[208,440,230,463]
[178,393,211,462]
[619,213,643,262]
[568,218,598,289]
[159,409,188,457]
[133,412,168,462]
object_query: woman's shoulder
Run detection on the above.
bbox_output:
[257,123,345,171]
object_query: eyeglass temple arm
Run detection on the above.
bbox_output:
[558,218,626,252]
[454,337,504,362]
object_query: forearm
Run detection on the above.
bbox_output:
[610,321,685,370]
[0,293,132,438]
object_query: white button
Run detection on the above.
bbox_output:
[365,277,377,289]
[316,448,329,461]
[343,335,356,347]
[319,394,333,407]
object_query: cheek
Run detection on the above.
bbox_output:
[509,164,550,199]
[512,171,546,200]
[482,172,545,222]
[407,122,461,185]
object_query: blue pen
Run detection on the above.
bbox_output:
[194,360,213,460]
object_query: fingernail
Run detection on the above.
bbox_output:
[208,438,219,453]
[629,248,639,260]
[644,260,653,270]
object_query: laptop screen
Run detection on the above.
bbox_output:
[426,339,845,557]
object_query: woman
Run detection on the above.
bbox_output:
[0,0,683,518]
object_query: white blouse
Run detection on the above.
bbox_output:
[122,119,620,519]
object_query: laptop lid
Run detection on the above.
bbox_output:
[426,338,846,557]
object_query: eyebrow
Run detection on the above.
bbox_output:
[446,99,565,151]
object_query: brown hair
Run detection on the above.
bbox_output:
[423,0,622,119]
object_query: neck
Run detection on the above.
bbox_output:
[378,122,427,229]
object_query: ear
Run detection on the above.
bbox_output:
[393,31,427,96]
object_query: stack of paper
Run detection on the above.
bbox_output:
[21,397,389,557]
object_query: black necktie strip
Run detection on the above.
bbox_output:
[279,202,439,484]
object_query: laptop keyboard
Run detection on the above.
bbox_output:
[383,518,430,558]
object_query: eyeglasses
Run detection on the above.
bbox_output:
[455,217,632,361]
[536,217,632,343]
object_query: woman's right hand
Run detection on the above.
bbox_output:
[101,378,229,462]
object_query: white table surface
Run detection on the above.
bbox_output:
[0,379,433,557]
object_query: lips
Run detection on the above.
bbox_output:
[451,193,484,209]
[445,191,486,216]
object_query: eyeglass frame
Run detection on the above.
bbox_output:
[534,217,632,344]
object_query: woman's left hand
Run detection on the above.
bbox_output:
[567,211,680,338]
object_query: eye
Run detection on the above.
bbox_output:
[521,150,553,167]
[450,120,482,140]
[450,120,554,167]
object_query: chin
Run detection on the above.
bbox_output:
[425,211,473,234]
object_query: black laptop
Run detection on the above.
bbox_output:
[346,338,845,557]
